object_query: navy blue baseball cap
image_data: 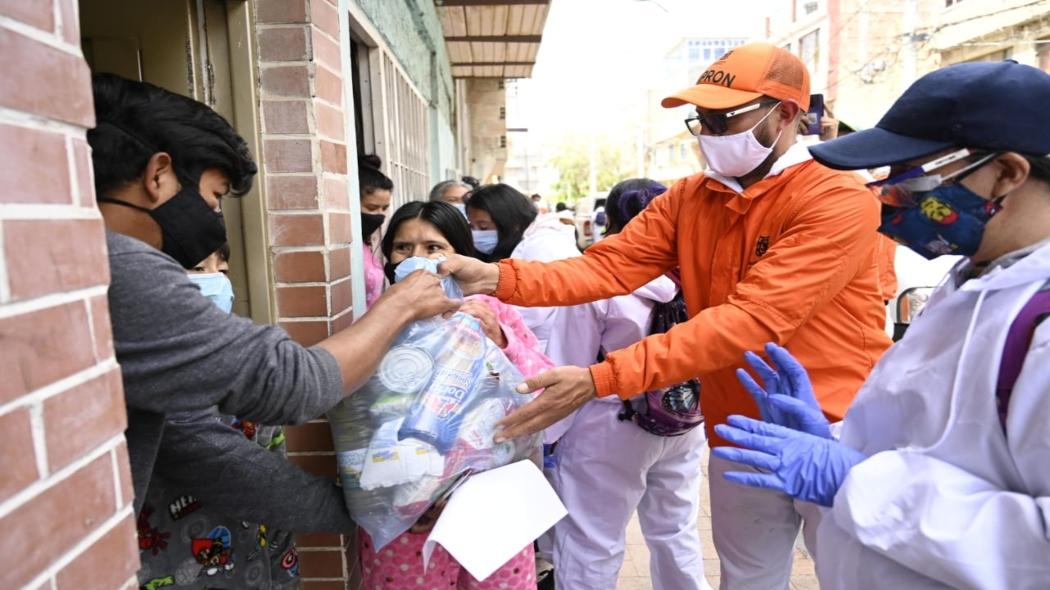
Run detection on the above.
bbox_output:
[810,61,1050,170]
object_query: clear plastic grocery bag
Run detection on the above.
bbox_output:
[327,257,541,549]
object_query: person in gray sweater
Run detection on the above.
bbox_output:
[88,74,458,584]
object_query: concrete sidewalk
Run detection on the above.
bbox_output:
[615,448,819,590]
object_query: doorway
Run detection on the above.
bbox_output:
[79,0,272,322]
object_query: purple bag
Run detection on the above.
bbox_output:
[995,282,1050,434]
[617,292,704,437]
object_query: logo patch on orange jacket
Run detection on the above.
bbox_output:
[755,235,771,257]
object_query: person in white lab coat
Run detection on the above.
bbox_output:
[711,61,1050,590]
[543,179,709,590]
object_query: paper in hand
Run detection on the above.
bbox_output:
[422,460,567,581]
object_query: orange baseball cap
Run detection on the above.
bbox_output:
[662,42,811,111]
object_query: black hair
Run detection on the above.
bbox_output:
[217,242,231,263]
[461,175,480,189]
[465,183,537,262]
[1025,155,1050,185]
[359,154,394,197]
[381,201,477,262]
[555,202,569,212]
[605,178,667,234]
[88,73,257,198]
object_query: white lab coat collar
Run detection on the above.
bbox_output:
[633,274,678,304]
[952,239,1050,293]
[705,141,813,194]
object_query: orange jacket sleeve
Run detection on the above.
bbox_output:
[877,235,899,301]
[493,182,682,306]
[592,177,881,398]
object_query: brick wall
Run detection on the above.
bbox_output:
[0,1,139,588]
[255,0,358,586]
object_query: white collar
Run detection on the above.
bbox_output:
[705,141,813,194]
[954,238,1050,293]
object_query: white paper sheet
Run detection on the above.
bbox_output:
[422,460,567,581]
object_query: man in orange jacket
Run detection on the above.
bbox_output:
[443,43,891,588]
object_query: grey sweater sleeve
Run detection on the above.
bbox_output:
[107,232,344,424]
[156,408,356,533]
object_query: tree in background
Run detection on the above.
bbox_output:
[549,136,631,204]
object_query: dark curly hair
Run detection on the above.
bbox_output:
[88,73,257,198]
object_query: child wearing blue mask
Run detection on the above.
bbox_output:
[187,243,234,313]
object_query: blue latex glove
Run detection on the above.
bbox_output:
[737,343,832,439]
[712,415,867,507]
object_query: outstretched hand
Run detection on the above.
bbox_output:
[383,269,462,321]
[438,254,501,296]
[494,366,596,442]
[737,343,831,439]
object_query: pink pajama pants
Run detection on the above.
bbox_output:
[358,530,536,590]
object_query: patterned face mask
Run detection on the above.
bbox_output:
[879,183,1004,260]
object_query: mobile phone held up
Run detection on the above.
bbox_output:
[807,94,825,136]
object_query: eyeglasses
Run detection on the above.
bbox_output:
[684,100,779,136]
[871,149,999,207]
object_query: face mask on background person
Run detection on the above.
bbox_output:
[698,102,783,178]
[99,185,227,269]
[471,229,499,255]
[361,213,386,238]
[453,203,468,218]
[189,272,235,313]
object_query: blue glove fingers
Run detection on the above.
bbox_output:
[725,414,797,438]
[722,470,787,494]
[714,421,785,455]
[744,351,781,394]
[765,344,818,405]
[711,445,780,472]
[735,368,771,421]
[767,395,828,430]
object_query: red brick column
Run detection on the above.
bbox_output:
[0,1,139,588]
[255,0,358,586]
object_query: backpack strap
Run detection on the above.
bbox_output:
[995,282,1050,433]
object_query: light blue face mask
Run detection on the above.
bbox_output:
[453,203,468,218]
[189,272,235,313]
[472,229,499,255]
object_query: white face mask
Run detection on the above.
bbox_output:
[697,102,782,178]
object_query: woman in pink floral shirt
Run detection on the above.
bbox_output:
[359,200,553,589]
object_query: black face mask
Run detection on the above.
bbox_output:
[361,213,385,239]
[99,186,227,269]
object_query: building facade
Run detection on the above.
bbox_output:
[933,0,1050,70]
[764,0,1050,131]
